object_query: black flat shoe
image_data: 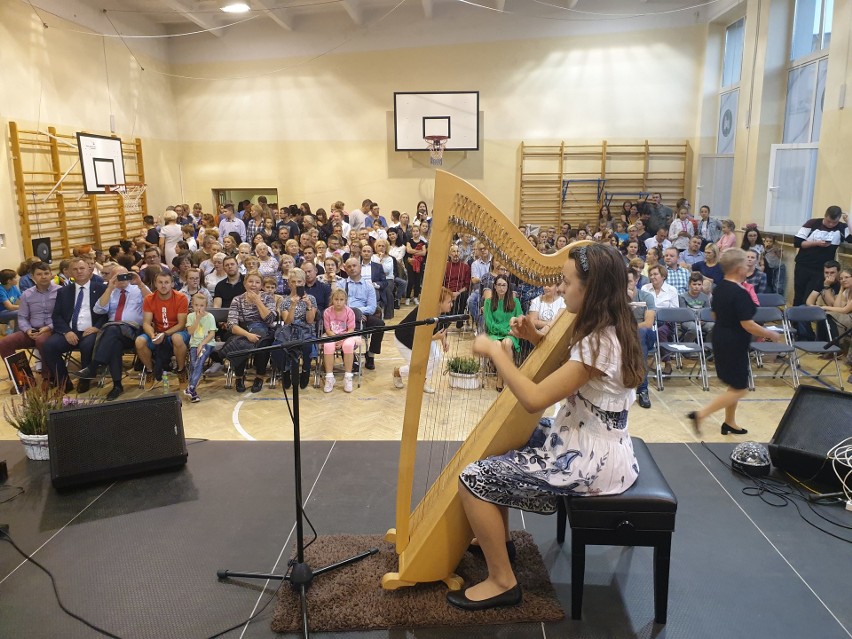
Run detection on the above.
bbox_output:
[446,584,522,611]
[468,540,516,563]
[299,370,311,389]
[281,372,292,390]
[235,377,246,393]
[686,411,701,435]
[250,377,264,393]
[721,422,748,435]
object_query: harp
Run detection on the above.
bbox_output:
[382,171,574,590]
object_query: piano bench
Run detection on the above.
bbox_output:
[555,437,678,624]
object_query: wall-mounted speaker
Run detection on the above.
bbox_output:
[769,386,852,488]
[31,237,52,263]
[48,394,187,489]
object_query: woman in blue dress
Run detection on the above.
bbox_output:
[448,243,645,611]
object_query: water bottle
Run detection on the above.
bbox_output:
[162,371,170,394]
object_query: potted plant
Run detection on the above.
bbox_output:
[447,356,481,390]
[4,383,68,460]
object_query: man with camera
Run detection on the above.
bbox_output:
[75,267,150,400]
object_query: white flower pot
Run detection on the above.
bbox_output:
[18,432,50,461]
[448,371,481,390]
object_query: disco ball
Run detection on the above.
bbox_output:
[731,441,771,477]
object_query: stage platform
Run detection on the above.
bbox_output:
[0,438,850,639]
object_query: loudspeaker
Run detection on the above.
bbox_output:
[31,237,52,263]
[48,394,187,489]
[769,386,852,488]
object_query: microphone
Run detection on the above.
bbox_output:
[423,314,469,325]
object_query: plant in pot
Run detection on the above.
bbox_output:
[3,384,66,461]
[447,356,481,390]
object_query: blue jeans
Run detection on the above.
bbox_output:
[188,343,213,391]
[637,327,657,393]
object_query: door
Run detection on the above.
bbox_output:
[764,143,818,234]
[696,155,734,219]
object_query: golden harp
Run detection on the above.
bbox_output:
[382,171,573,590]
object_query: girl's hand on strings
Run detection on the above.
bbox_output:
[472,334,495,357]
[510,315,540,343]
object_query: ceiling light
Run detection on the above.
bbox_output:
[220,2,250,13]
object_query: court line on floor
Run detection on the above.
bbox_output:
[0,483,116,586]
[683,442,851,639]
[239,440,337,638]
[231,400,256,441]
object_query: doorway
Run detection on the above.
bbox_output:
[212,188,279,214]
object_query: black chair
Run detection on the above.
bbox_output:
[556,437,677,624]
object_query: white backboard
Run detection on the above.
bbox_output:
[77,132,126,194]
[394,91,480,152]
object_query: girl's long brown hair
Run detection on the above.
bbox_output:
[565,242,644,388]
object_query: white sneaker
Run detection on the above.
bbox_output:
[323,375,335,393]
[343,375,353,393]
[423,385,435,394]
[413,297,420,305]
[393,367,404,389]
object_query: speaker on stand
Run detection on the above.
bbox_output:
[31,237,52,263]
[769,386,852,494]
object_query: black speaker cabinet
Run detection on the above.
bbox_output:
[48,394,187,489]
[769,386,852,488]
[31,237,52,263]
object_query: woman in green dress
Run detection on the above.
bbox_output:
[483,275,523,391]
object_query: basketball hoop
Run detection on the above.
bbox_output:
[425,135,448,166]
[104,182,147,214]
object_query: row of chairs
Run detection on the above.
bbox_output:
[652,304,845,393]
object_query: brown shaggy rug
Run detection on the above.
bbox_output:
[271,530,564,633]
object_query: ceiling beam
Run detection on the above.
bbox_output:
[160,0,223,38]
[255,0,294,31]
[421,0,433,19]
[341,0,363,25]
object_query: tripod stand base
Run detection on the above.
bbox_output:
[217,547,379,586]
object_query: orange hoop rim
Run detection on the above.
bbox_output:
[103,182,146,193]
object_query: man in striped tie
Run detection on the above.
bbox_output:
[74,267,151,400]
[41,258,108,393]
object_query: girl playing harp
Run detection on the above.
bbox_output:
[448,242,645,611]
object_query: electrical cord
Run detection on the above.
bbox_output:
[0,485,25,504]
[702,443,852,544]
[0,528,124,638]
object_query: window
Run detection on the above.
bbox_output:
[722,18,745,88]
[790,0,833,61]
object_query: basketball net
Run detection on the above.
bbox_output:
[105,183,147,214]
[425,136,448,166]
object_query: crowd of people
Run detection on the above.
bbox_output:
[1,193,850,405]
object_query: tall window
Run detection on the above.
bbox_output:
[790,0,833,61]
[718,18,744,154]
[784,0,832,144]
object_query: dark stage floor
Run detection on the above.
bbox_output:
[1,438,850,639]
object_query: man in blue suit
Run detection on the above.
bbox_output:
[358,243,391,319]
[42,257,108,393]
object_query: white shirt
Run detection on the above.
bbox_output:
[73,282,93,331]
[641,282,679,309]
[349,209,368,232]
[529,295,566,322]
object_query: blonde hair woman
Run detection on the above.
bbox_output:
[159,211,183,267]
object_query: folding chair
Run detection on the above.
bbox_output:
[653,308,708,391]
[313,311,365,389]
[756,293,786,308]
[208,308,234,388]
[747,306,798,391]
[784,306,845,390]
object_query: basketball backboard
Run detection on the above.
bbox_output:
[393,91,479,152]
[76,132,126,194]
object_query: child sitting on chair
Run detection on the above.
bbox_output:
[185,293,217,403]
[322,288,357,393]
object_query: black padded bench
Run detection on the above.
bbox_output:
[556,437,678,624]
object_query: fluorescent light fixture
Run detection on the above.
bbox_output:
[220,2,250,12]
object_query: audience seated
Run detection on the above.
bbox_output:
[444,245,471,329]
[41,257,108,392]
[272,267,317,390]
[343,257,383,370]
[483,274,523,392]
[134,270,189,383]
[0,262,58,368]
[76,266,149,400]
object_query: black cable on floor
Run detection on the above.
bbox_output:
[0,485,25,503]
[0,529,124,638]
[701,443,852,544]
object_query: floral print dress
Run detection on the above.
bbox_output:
[460,328,639,514]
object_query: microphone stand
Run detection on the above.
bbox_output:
[823,324,852,350]
[216,313,467,638]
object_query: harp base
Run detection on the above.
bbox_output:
[381,571,464,591]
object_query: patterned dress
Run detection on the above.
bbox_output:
[460,328,639,514]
